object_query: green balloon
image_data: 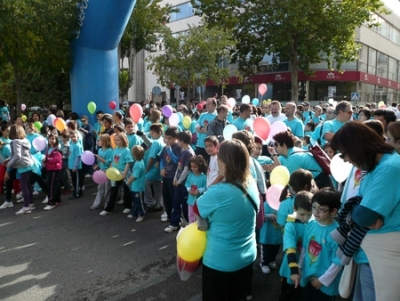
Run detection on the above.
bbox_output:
[33,121,42,131]
[87,101,96,114]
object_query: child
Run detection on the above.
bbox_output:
[100,133,133,215]
[0,99,10,124]
[91,134,112,210]
[60,133,73,194]
[304,122,315,137]
[164,130,195,233]
[185,155,207,223]
[68,131,84,199]
[300,189,342,301]
[125,118,143,150]
[204,135,223,188]
[279,191,313,301]
[252,136,273,179]
[322,143,335,160]
[159,126,181,222]
[127,145,146,222]
[302,136,311,151]
[43,134,63,210]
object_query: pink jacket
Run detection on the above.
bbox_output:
[45,148,62,171]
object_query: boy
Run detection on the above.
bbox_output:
[60,132,73,194]
[127,146,146,222]
[68,131,84,199]
[164,131,195,233]
[125,118,143,150]
[300,189,342,301]
[204,135,223,188]
[279,191,313,301]
[159,126,180,222]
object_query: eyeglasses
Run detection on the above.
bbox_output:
[312,206,330,213]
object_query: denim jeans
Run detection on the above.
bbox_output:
[353,263,375,301]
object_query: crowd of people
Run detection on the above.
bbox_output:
[1,96,400,301]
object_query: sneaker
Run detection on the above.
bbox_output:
[33,191,39,195]
[117,199,124,205]
[89,206,98,210]
[44,205,55,211]
[164,225,179,233]
[127,214,134,219]
[29,204,36,211]
[160,212,168,222]
[16,193,24,203]
[0,201,13,209]
[99,210,111,216]
[15,207,32,215]
[269,261,277,269]
[260,264,271,274]
[136,216,145,223]
[122,208,131,214]
[42,196,49,204]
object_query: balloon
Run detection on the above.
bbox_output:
[258,84,267,96]
[162,105,173,118]
[129,103,143,123]
[54,118,67,132]
[252,98,259,106]
[176,255,202,281]
[169,113,180,127]
[223,124,238,140]
[328,98,334,104]
[21,115,27,122]
[270,165,290,186]
[46,114,56,127]
[110,133,116,148]
[253,117,271,140]
[177,112,183,123]
[268,121,288,141]
[109,101,117,110]
[177,222,207,262]
[330,153,353,183]
[106,167,122,181]
[33,121,42,131]
[92,170,108,184]
[81,150,95,165]
[21,104,26,111]
[242,95,250,104]
[32,136,47,151]
[182,116,192,129]
[266,184,285,210]
[87,101,96,114]
[227,97,236,109]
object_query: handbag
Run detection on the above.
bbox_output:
[309,144,331,175]
[339,257,358,298]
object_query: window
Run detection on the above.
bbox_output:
[368,48,376,75]
[169,2,195,22]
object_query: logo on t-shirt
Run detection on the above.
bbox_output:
[114,154,121,164]
[166,154,171,163]
[308,236,322,265]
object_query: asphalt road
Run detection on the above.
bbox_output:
[0,180,346,301]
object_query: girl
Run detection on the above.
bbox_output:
[43,134,63,210]
[322,142,335,160]
[91,134,112,210]
[185,155,207,223]
[127,145,146,222]
[100,133,133,216]
[68,131,84,199]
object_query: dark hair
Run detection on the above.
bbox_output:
[305,122,316,132]
[124,118,134,126]
[149,123,163,134]
[177,130,192,144]
[331,122,394,171]
[113,125,125,133]
[273,131,295,149]
[278,169,313,202]
[48,134,59,148]
[388,121,400,140]
[69,112,79,120]
[335,101,351,115]
[373,109,396,124]
[9,124,26,139]
[165,126,179,138]
[189,155,207,174]
[114,111,123,120]
[0,99,6,107]
[102,115,113,124]
[204,135,219,147]
[232,130,256,155]
[239,103,251,113]
[294,191,313,211]
[359,108,371,119]
[67,121,77,131]
[363,120,384,138]
[217,105,229,114]
[312,188,341,211]
[0,124,9,136]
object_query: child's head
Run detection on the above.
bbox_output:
[303,135,311,146]
[99,134,112,148]
[26,122,37,134]
[132,145,145,161]
[164,126,179,145]
[294,137,302,148]
[176,130,192,146]
[189,155,207,174]
[61,132,69,142]
[48,134,59,148]
[311,188,341,224]
[149,123,163,139]
[253,136,263,157]
[113,124,125,134]
[70,131,78,143]
[115,133,128,148]
[204,135,219,156]
[289,169,313,193]
[305,122,316,132]
[294,191,313,223]
[124,118,135,134]
[322,142,335,160]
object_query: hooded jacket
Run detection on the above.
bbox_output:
[7,138,34,169]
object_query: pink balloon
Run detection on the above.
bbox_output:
[21,104,26,111]
[169,113,180,127]
[162,105,173,118]
[268,121,288,141]
[92,170,108,184]
[129,104,143,123]
[81,150,95,165]
[266,184,285,210]
[227,98,236,109]
[32,136,47,151]
[258,84,267,96]
[109,101,117,110]
[253,117,270,140]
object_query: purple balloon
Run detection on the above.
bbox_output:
[81,150,95,165]
[92,170,108,184]
[32,136,47,151]
[162,105,173,118]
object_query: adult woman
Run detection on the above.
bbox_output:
[387,120,400,153]
[331,121,400,301]
[196,139,259,300]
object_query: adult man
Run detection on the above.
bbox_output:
[322,101,352,143]
[305,105,324,126]
[302,102,314,123]
[283,102,304,138]
[266,101,286,124]
[233,104,253,132]
[262,102,271,117]
[195,98,217,161]
[219,95,234,123]
[207,105,229,142]
[373,109,396,132]
[311,106,336,145]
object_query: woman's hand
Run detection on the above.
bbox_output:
[4,172,9,181]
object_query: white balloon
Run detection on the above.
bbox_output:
[223,124,238,140]
[242,95,250,104]
[330,153,353,183]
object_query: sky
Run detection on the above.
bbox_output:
[383,0,400,17]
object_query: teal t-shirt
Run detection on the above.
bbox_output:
[0,137,11,163]
[259,202,283,245]
[98,147,113,171]
[277,196,295,227]
[131,160,145,192]
[144,137,164,181]
[322,119,345,141]
[197,180,259,272]
[68,142,83,169]
[279,147,322,178]
[26,133,40,154]
[196,112,217,148]
[185,172,207,205]
[111,147,133,172]
[233,117,254,132]
[284,118,304,138]
[302,110,314,122]
[127,133,143,150]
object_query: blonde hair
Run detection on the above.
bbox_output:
[115,133,129,147]
[132,145,144,161]
[100,134,112,148]
[9,125,26,139]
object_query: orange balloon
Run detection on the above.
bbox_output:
[110,133,116,148]
[55,118,67,132]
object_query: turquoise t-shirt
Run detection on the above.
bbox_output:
[277,196,295,227]
[197,180,259,272]
[322,119,345,141]
[127,133,143,150]
[279,147,322,178]
[302,110,314,122]
[68,142,83,169]
[311,123,325,145]
[233,117,253,132]
[0,137,11,163]
[111,147,133,172]
[196,112,217,148]
[131,160,145,192]
[185,172,207,205]
[259,202,283,245]
[301,220,342,296]
[284,118,304,138]
[98,147,113,171]
[144,137,164,181]
[26,133,41,154]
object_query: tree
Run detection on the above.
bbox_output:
[146,21,236,104]
[193,0,388,102]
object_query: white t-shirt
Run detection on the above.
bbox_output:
[207,155,219,188]
[266,113,286,124]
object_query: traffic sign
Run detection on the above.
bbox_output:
[351,92,360,101]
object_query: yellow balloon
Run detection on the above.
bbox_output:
[21,115,27,122]
[106,167,122,181]
[270,165,290,186]
[182,116,191,129]
[177,222,207,262]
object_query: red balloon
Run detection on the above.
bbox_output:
[109,101,117,110]
[129,103,143,123]
[253,117,271,140]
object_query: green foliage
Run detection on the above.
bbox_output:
[119,69,130,100]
